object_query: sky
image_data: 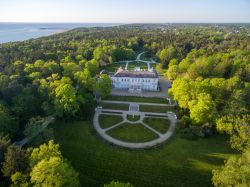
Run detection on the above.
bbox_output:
[0,0,250,23]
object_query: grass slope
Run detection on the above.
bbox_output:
[54,121,237,187]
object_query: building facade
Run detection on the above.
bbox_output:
[111,68,159,92]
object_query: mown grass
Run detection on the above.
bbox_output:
[105,62,127,72]
[98,102,129,111]
[104,95,169,104]
[150,63,157,69]
[106,122,158,143]
[140,105,175,113]
[99,114,123,129]
[140,53,152,61]
[143,117,170,134]
[128,61,148,70]
[54,121,237,187]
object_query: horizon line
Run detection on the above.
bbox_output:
[0,21,250,24]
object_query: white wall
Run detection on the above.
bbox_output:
[111,77,158,91]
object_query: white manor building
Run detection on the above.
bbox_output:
[111,68,159,92]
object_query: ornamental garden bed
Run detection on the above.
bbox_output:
[127,114,140,122]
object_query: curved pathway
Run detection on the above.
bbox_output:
[114,52,158,71]
[93,108,177,149]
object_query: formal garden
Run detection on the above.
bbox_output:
[104,52,158,73]
[1,23,248,187]
[53,121,237,187]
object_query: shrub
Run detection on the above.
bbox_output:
[180,126,205,140]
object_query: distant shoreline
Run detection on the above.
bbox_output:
[0,23,120,44]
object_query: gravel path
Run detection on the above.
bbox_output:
[114,52,157,71]
[100,100,176,107]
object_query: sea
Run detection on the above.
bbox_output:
[0,23,119,44]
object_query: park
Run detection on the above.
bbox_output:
[52,52,237,187]
[1,22,248,187]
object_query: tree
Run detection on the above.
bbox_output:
[85,59,99,76]
[74,69,98,92]
[165,65,179,80]
[104,180,134,187]
[11,86,41,122]
[29,140,61,167]
[212,150,250,187]
[168,78,192,109]
[28,140,80,186]
[216,115,250,152]
[50,77,84,117]
[0,134,11,163]
[60,62,80,78]
[54,82,80,116]
[1,145,29,177]
[75,93,95,120]
[0,103,18,138]
[11,172,30,187]
[24,116,54,147]
[93,46,113,66]
[112,47,135,61]
[159,46,177,68]
[99,74,112,98]
[30,156,80,187]
[188,93,217,124]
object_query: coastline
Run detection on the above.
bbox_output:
[0,23,119,44]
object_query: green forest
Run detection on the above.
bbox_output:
[0,24,250,186]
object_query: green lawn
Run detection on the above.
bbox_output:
[140,105,175,113]
[103,95,169,104]
[98,102,129,111]
[143,117,170,134]
[150,63,156,69]
[54,121,237,187]
[128,61,148,70]
[127,115,140,122]
[106,122,158,143]
[105,62,126,72]
[99,114,123,129]
[140,53,152,61]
